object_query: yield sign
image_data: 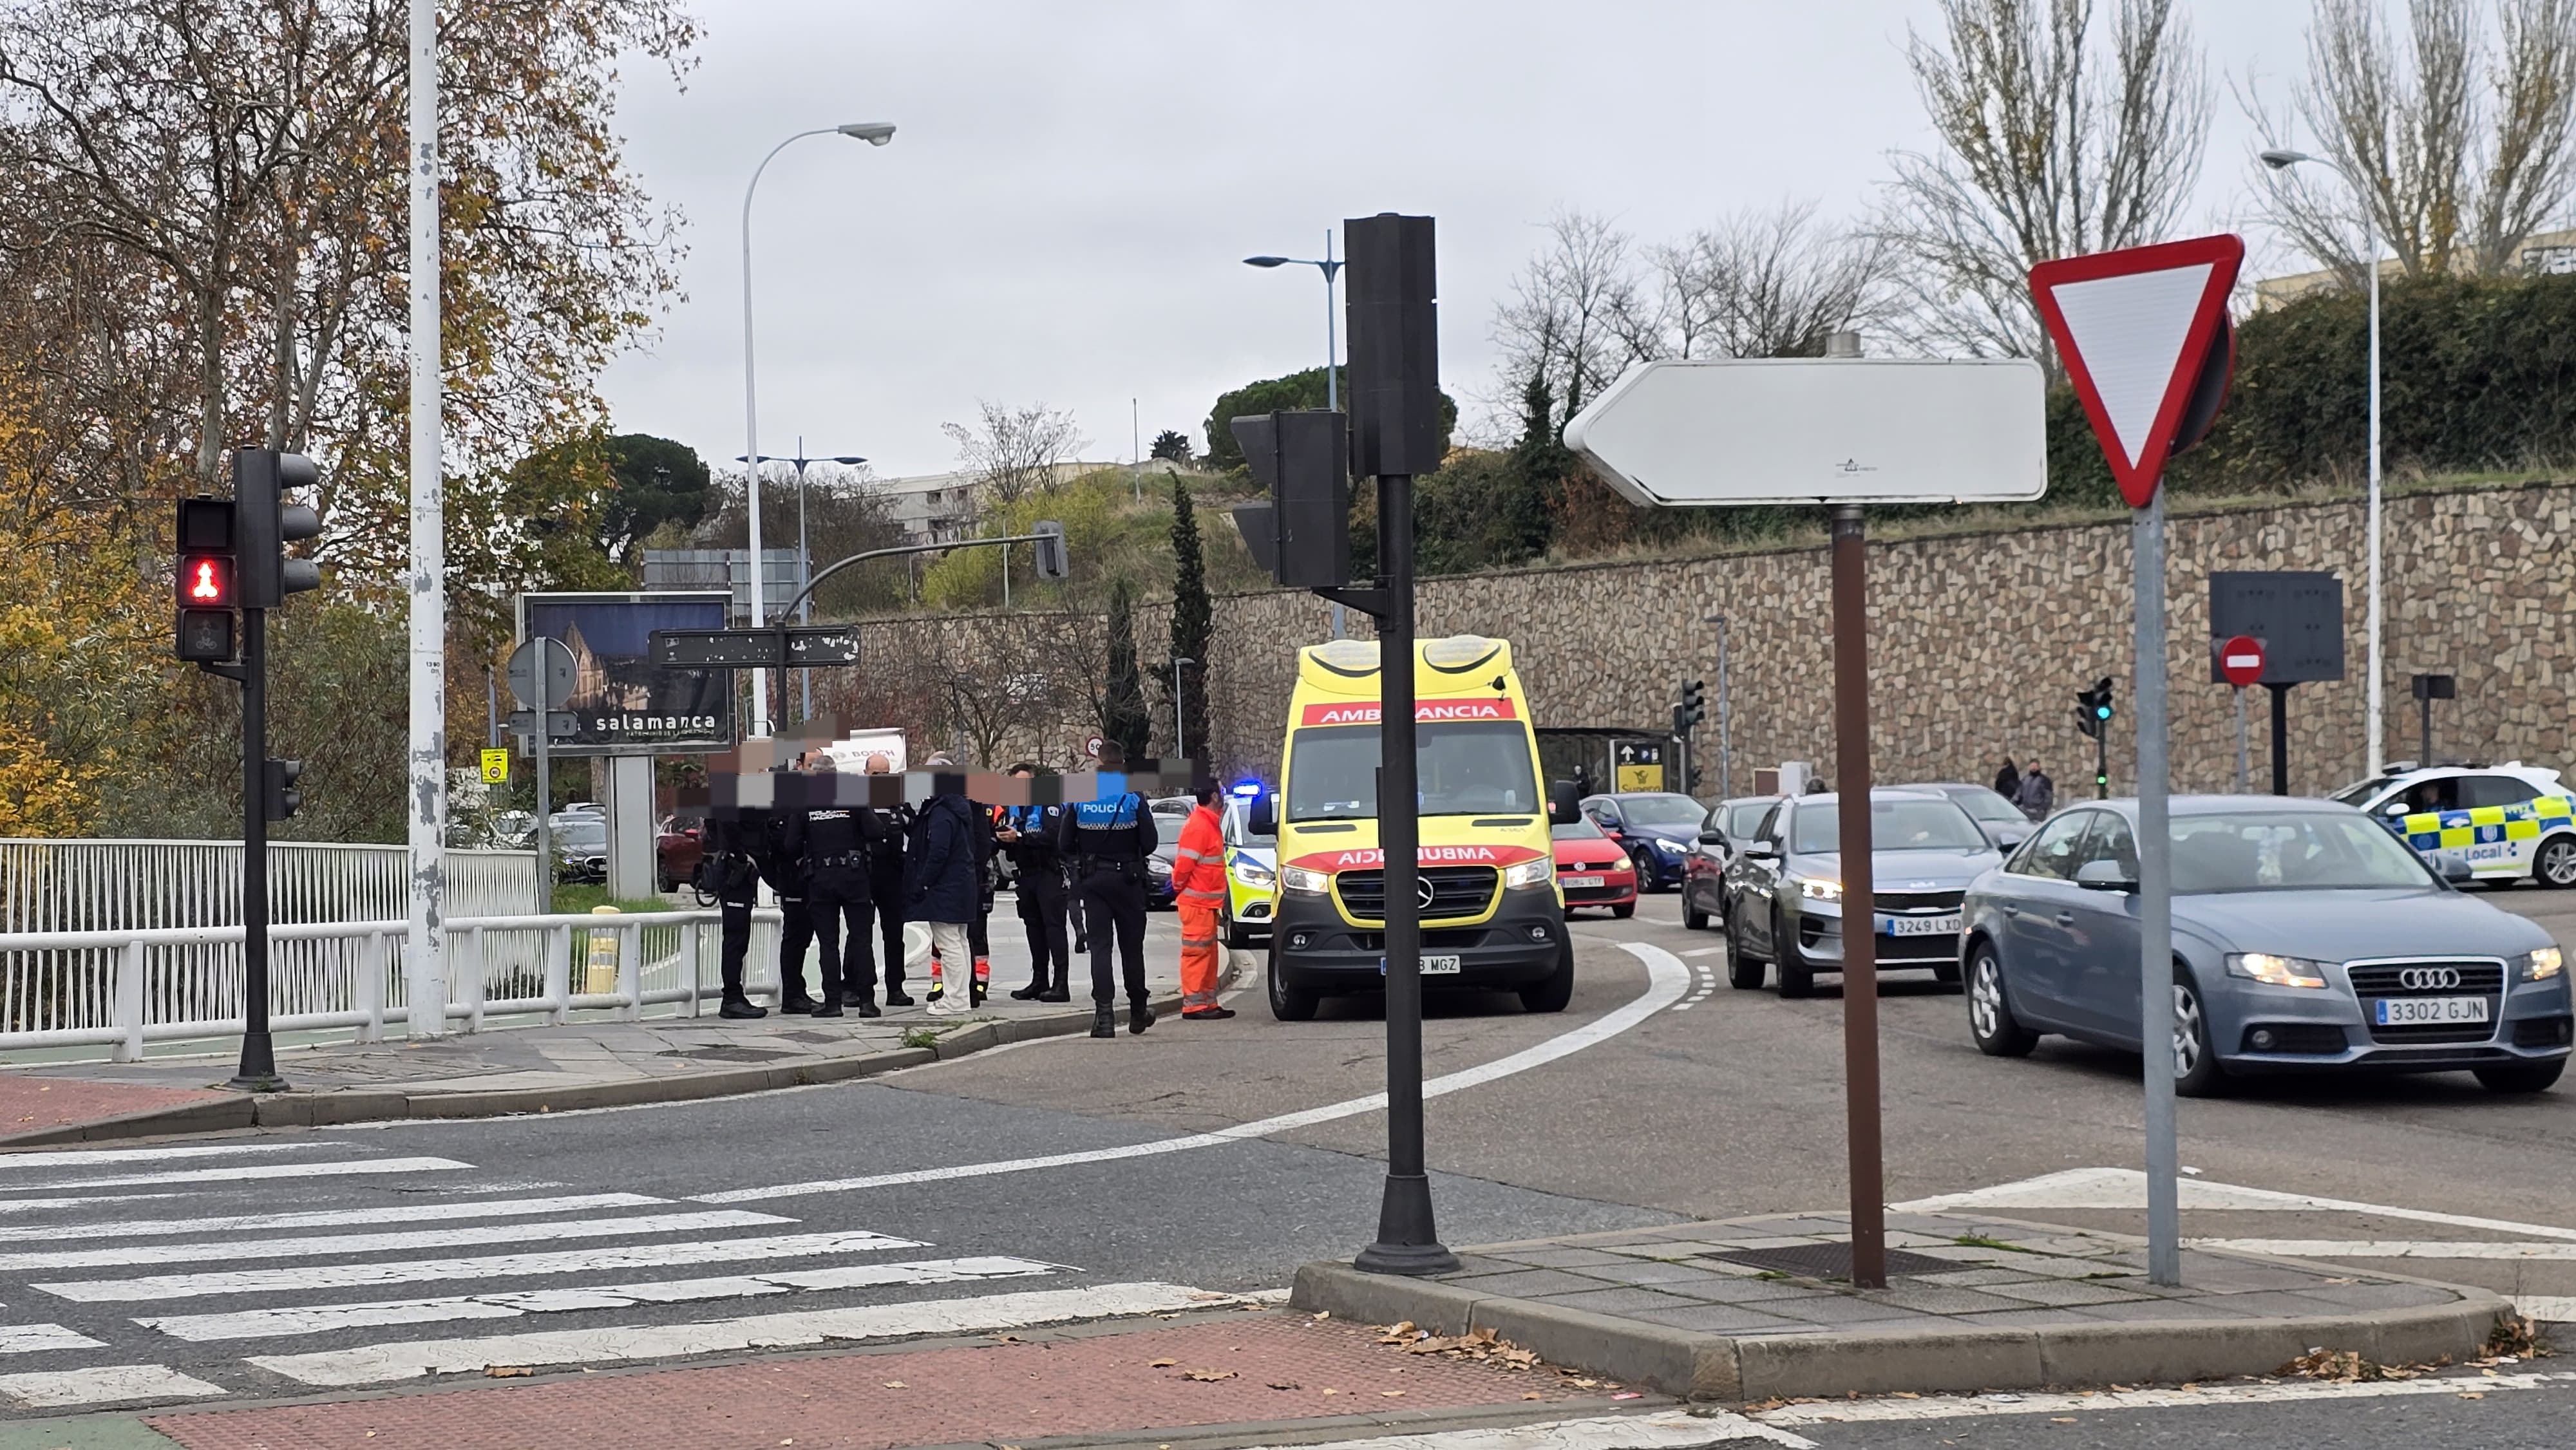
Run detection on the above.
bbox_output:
[2029,235,2243,507]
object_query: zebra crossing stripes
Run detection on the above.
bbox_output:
[0,1190,665,1243]
[0,1323,100,1353]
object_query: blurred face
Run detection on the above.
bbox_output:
[865,753,893,775]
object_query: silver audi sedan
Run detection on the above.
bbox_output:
[1961,795,2573,1096]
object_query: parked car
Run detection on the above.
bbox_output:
[552,815,609,884]
[1551,814,1637,918]
[1906,782,2039,852]
[1681,795,1780,930]
[1146,834,1179,910]
[1723,789,1998,997]
[1580,791,1709,892]
[1219,788,1278,949]
[655,816,705,893]
[1961,795,2573,1096]
[2330,761,2576,888]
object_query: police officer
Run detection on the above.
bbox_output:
[1058,740,1157,1038]
[762,754,819,1015]
[998,762,1071,1002]
[698,802,768,1020]
[862,753,916,1006]
[786,754,884,1018]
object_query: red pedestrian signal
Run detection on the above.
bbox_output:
[180,553,234,608]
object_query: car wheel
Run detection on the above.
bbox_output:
[1727,939,1766,990]
[1519,935,1577,1013]
[1966,939,2036,1057]
[1612,903,1636,919]
[1774,909,1815,999]
[2474,1059,2566,1094]
[2537,835,2576,889]
[1222,907,1249,950]
[656,869,675,894]
[2172,970,2228,1098]
[1629,846,1655,889]
[1267,943,1318,1022]
[1683,897,1710,930]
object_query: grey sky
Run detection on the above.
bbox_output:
[598,2,2315,480]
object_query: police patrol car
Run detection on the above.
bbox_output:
[2333,762,2576,887]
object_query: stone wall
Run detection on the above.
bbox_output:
[829,481,2576,798]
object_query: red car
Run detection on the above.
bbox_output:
[1551,815,1636,918]
[655,816,705,893]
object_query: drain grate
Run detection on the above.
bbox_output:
[1711,1243,1957,1280]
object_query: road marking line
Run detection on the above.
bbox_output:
[0,1322,103,1353]
[0,1142,316,1171]
[1242,1409,1810,1450]
[0,1362,225,1409]
[2520,1295,2576,1321]
[2190,1239,2576,1261]
[242,1281,1243,1387]
[138,1254,1063,1341]
[1681,948,1723,957]
[1897,1166,2576,1244]
[1757,1370,2576,1425]
[698,943,1691,1204]
[0,1193,185,1214]
[0,1191,667,1244]
[36,1228,925,1303]
[0,1207,788,1272]
[1,1156,471,1193]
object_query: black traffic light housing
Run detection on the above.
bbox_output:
[1344,212,1441,478]
[265,758,303,822]
[1031,520,1069,581]
[234,449,323,608]
[175,496,238,663]
[1680,679,1707,730]
[2074,677,2115,740]
[1229,410,1350,588]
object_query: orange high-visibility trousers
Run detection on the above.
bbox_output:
[1178,896,1223,1013]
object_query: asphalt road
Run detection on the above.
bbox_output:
[8,879,2573,1447]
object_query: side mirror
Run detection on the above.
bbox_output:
[1697,830,1726,846]
[2074,859,2138,891]
[1739,840,1777,860]
[1250,796,1277,836]
[2383,800,2410,816]
[2434,851,2474,883]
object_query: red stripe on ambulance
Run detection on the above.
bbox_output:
[1297,699,1517,726]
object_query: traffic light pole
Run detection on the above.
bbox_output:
[233,607,282,1091]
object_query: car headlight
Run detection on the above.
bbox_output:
[1148,858,1171,877]
[1503,858,1554,890]
[1235,862,1275,889]
[2226,952,2331,990]
[2522,946,2564,981]
[1651,836,1686,856]
[1799,878,1842,902]
[1281,865,1330,896]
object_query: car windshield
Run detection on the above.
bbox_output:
[1285,721,1539,822]
[1944,787,2027,825]
[1551,818,1606,841]
[1616,794,1705,826]
[1225,803,1275,847]
[1792,798,1989,854]
[2172,811,2435,892]
[2330,775,2401,805]
[1725,802,1773,837]
[555,822,605,849]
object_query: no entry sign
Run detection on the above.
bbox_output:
[2219,635,2266,688]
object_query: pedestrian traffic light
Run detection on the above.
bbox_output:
[1229,410,1350,588]
[233,449,323,609]
[1679,679,1706,730]
[174,496,238,663]
[2074,677,2115,739]
[264,758,303,822]
[1032,519,1069,581]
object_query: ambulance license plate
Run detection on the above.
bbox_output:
[1421,955,1463,974]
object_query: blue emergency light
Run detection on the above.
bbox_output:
[1231,780,1262,798]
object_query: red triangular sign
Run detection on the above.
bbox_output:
[2029,235,2243,507]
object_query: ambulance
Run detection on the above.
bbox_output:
[1252,635,1574,1019]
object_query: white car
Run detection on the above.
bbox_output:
[2333,762,2576,887]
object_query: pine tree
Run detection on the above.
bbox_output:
[1103,578,1153,764]
[1168,471,1211,769]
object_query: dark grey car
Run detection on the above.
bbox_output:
[1905,782,2036,852]
[1722,790,2000,997]
[1960,796,2574,1096]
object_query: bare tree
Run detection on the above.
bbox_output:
[1646,201,1908,359]
[1880,0,2211,372]
[1490,211,1645,427]
[2251,0,2576,285]
[939,400,1086,507]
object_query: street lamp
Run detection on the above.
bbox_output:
[741,120,895,737]
[2262,147,2383,771]
[1170,657,1196,764]
[1244,231,1346,637]
[737,440,867,726]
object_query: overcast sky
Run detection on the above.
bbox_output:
[595,1,2317,480]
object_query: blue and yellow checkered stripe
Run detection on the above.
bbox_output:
[2398,795,2575,851]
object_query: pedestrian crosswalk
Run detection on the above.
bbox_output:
[0,1134,1242,1414]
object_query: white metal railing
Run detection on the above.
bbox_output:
[0,840,541,934]
[0,909,781,1060]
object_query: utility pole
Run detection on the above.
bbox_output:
[406,0,447,1039]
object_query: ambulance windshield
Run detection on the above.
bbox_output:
[1287,722,1539,822]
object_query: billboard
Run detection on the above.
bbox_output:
[516,592,734,756]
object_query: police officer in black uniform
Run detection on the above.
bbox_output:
[786,756,884,1018]
[762,754,818,1015]
[862,754,915,1006]
[1058,740,1157,1038]
[698,802,768,1020]
[998,762,1071,1002]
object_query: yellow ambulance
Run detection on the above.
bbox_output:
[1251,634,1573,1019]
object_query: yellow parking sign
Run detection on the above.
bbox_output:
[478,748,510,784]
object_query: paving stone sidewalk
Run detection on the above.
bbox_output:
[1296,1210,2514,1402]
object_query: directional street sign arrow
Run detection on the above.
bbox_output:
[2029,235,2244,507]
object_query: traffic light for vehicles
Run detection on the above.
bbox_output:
[265,758,303,822]
[234,449,323,609]
[1679,679,1706,730]
[1229,410,1350,588]
[1032,519,1069,581]
[174,496,238,662]
[2074,677,2115,740]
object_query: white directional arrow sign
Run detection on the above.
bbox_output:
[1562,357,2047,507]
[2029,235,2243,507]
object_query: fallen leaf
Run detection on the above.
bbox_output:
[883,1380,907,1389]
[1381,1390,1406,1397]
[483,1366,533,1379]
[1522,1393,1544,1401]
[1313,1311,1331,1321]
[1183,1370,1237,1382]
[2051,1417,2078,1424]
[1321,1388,1339,1395]
[2461,1391,2485,1400]
[1267,1381,1302,1391]
[1150,1359,1177,1368]
[1613,1391,1643,1400]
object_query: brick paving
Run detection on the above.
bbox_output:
[0,1074,223,1135]
[146,1312,1605,1450]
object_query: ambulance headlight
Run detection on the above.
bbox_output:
[1503,858,1555,890]
[1282,865,1330,895]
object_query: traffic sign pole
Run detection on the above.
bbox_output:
[1831,500,1886,1289]
[2134,487,2179,1286]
